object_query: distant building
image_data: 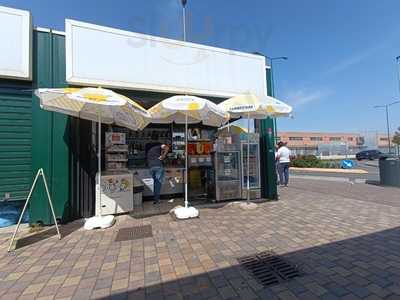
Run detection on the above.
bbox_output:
[278,131,392,156]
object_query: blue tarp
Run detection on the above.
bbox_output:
[0,201,29,228]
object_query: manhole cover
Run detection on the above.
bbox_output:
[238,251,301,287]
[115,225,153,242]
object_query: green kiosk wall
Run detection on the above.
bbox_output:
[29,30,70,224]
[259,67,278,200]
[0,85,32,203]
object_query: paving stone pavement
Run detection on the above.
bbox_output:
[0,179,400,299]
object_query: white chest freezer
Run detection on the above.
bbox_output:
[96,171,135,215]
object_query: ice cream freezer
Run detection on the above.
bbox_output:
[130,167,185,197]
[95,171,143,216]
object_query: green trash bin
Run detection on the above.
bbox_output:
[379,158,400,187]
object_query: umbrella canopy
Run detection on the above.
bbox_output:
[148,95,229,219]
[35,87,151,130]
[218,93,292,119]
[35,87,151,230]
[149,95,229,127]
[218,93,293,204]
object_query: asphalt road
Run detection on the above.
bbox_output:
[290,159,380,182]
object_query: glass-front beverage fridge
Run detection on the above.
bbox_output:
[208,132,242,201]
[240,132,261,199]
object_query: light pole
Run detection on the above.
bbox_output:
[396,56,400,94]
[181,0,187,42]
[267,56,289,98]
[374,101,400,153]
[266,56,288,144]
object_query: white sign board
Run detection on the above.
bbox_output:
[0,6,31,80]
[66,19,267,99]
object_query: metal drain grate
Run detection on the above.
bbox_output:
[238,251,301,287]
[115,225,153,242]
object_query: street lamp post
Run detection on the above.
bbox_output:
[266,56,288,145]
[374,101,400,153]
[181,0,187,42]
[396,56,400,95]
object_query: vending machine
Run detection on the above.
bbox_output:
[240,133,261,199]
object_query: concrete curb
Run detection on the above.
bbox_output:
[291,174,366,184]
[290,167,368,174]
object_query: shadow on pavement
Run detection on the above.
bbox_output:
[97,226,400,300]
[15,219,84,250]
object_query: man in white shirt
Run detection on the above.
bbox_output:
[276,141,291,187]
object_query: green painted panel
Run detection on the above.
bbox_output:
[0,139,31,146]
[0,152,30,158]
[0,171,31,179]
[0,158,31,165]
[0,184,31,193]
[0,126,32,133]
[50,34,70,223]
[30,30,54,224]
[1,177,31,185]
[0,113,32,120]
[0,97,32,109]
[0,89,32,201]
[0,106,31,114]
[0,165,31,172]
[0,132,31,139]
[30,31,70,224]
[0,119,31,126]
[0,145,31,152]
[259,68,277,200]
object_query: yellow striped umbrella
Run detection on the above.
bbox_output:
[218,93,292,119]
[149,95,229,216]
[35,87,150,130]
[35,87,151,230]
[218,93,293,204]
[149,95,229,127]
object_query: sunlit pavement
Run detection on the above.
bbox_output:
[1,179,400,299]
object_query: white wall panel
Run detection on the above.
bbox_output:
[66,19,267,98]
[0,6,31,80]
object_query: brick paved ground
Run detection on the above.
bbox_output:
[0,179,400,299]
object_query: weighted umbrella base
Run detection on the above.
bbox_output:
[84,215,115,230]
[174,206,199,219]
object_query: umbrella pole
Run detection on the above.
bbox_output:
[98,113,102,217]
[247,113,250,204]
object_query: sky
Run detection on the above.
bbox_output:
[1,0,400,134]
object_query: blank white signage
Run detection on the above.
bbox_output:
[0,6,31,80]
[66,19,267,98]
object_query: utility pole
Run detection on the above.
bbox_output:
[374,101,400,153]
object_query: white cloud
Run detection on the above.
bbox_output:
[284,88,331,108]
[322,44,386,77]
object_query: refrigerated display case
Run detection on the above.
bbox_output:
[208,132,242,201]
[240,133,261,199]
[213,151,241,201]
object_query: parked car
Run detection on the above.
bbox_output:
[356,149,381,160]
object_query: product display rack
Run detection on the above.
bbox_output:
[105,144,129,171]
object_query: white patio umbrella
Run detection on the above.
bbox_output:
[35,87,151,229]
[218,93,293,203]
[149,95,229,219]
